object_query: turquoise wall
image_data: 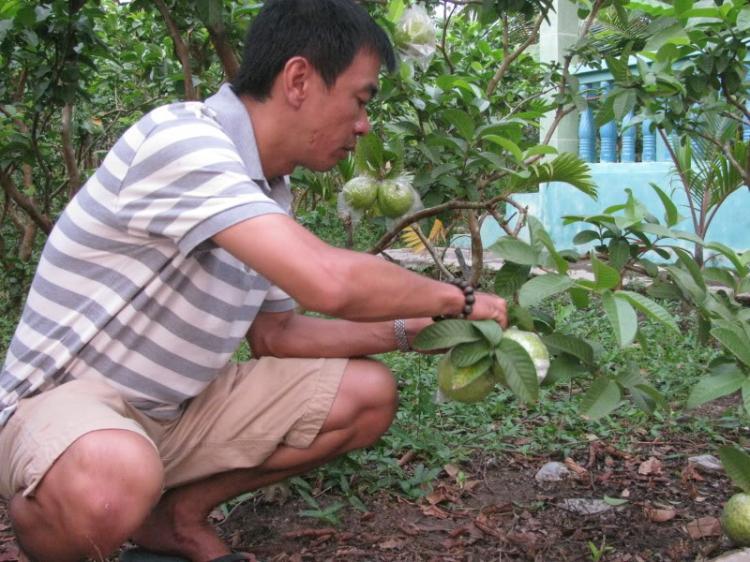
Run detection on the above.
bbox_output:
[453,163,750,264]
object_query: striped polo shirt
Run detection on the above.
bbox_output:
[0,84,296,425]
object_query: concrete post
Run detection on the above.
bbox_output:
[539,0,579,154]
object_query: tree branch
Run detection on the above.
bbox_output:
[486,13,544,98]
[0,169,53,235]
[413,226,454,278]
[153,0,196,100]
[61,103,81,198]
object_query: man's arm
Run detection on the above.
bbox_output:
[213,214,506,324]
[247,310,433,359]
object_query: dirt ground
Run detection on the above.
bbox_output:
[0,400,745,562]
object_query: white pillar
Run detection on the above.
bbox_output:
[539,0,579,154]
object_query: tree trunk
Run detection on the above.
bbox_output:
[153,0,197,101]
[61,103,82,198]
[206,23,239,80]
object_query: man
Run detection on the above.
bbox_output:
[0,0,507,561]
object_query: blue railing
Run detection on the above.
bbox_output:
[575,65,750,163]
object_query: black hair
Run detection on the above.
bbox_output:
[231,0,396,100]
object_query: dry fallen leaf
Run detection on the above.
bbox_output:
[685,517,722,539]
[421,504,450,519]
[444,464,460,479]
[644,507,677,523]
[638,457,663,475]
[565,457,588,474]
[378,538,406,550]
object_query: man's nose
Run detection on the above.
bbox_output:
[354,113,370,137]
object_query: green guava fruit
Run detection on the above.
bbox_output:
[723,493,750,546]
[502,328,550,382]
[395,18,435,47]
[377,179,415,218]
[342,176,378,211]
[437,353,495,404]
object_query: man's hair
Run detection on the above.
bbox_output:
[231,0,396,100]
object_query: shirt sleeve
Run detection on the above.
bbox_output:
[116,112,286,256]
[260,285,297,313]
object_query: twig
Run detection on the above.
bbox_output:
[413,226,454,278]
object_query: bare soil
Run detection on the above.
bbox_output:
[0,398,745,562]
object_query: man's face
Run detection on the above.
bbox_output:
[300,49,381,172]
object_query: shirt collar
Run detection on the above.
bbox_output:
[204,84,292,211]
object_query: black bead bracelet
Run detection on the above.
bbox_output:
[432,278,475,322]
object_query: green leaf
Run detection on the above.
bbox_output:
[615,291,680,334]
[581,377,622,420]
[448,356,493,391]
[743,380,750,419]
[711,328,750,366]
[488,237,540,266]
[666,265,706,304]
[494,262,531,299]
[523,145,558,159]
[707,242,748,278]
[570,287,590,309]
[686,366,745,409]
[541,333,595,365]
[674,248,707,294]
[508,305,536,332]
[737,5,750,32]
[603,496,629,506]
[613,90,637,121]
[511,152,597,200]
[602,291,638,348]
[527,216,568,274]
[703,267,737,290]
[738,277,750,295]
[495,339,538,402]
[608,238,631,272]
[413,320,481,350]
[573,230,600,245]
[444,109,476,142]
[386,0,405,22]
[591,254,621,291]
[649,183,679,226]
[544,354,588,386]
[647,279,684,301]
[719,446,750,494]
[519,274,574,307]
[483,135,523,162]
[471,320,503,347]
[451,339,492,368]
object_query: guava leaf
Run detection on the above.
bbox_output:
[580,377,622,420]
[541,333,595,365]
[471,320,503,347]
[450,339,492,368]
[602,290,638,348]
[719,446,750,494]
[544,354,588,386]
[494,262,531,299]
[413,320,481,350]
[591,254,621,290]
[488,237,540,266]
[686,366,745,409]
[494,339,538,402]
[519,274,574,307]
[711,328,750,367]
[615,290,680,334]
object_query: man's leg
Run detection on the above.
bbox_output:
[10,429,164,562]
[131,358,398,561]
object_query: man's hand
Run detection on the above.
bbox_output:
[468,292,508,328]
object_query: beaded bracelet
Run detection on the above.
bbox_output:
[432,278,475,322]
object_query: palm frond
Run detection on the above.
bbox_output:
[509,152,598,199]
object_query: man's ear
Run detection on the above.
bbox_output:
[282,56,314,109]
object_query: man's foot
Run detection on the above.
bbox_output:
[130,491,230,562]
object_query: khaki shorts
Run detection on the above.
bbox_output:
[0,356,348,499]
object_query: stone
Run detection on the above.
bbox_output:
[709,548,750,561]
[535,462,571,482]
[689,455,725,474]
[559,498,614,515]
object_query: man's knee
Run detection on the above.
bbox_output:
[343,359,398,445]
[11,430,164,561]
